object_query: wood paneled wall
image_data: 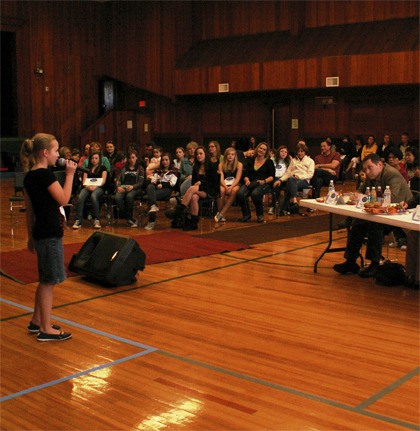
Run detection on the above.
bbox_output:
[191,0,419,40]
[1,1,418,150]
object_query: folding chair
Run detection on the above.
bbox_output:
[9,172,26,224]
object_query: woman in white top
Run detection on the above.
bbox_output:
[278,141,314,213]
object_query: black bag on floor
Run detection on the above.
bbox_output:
[375,261,407,286]
[169,204,185,229]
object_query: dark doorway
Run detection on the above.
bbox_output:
[1,31,18,136]
[98,79,115,116]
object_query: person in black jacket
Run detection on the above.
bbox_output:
[236,142,275,223]
[180,146,219,231]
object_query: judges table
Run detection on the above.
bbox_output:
[299,199,420,273]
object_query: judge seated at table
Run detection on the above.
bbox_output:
[333,154,412,278]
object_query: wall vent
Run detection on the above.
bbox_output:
[218,83,229,93]
[326,77,339,87]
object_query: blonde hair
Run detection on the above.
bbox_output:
[20,133,56,172]
[255,142,270,159]
[220,147,238,173]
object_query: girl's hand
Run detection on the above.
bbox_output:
[65,159,77,174]
[117,186,125,193]
[126,185,133,192]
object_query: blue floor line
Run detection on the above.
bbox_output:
[158,350,419,431]
[1,297,156,350]
[2,298,419,430]
[1,350,154,403]
[355,367,420,410]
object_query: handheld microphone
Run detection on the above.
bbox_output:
[57,158,90,174]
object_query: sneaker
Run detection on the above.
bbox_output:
[333,261,360,274]
[37,331,72,342]
[144,222,155,230]
[126,219,138,228]
[257,215,264,223]
[268,207,274,215]
[388,242,398,248]
[214,212,226,222]
[72,220,82,229]
[28,322,61,334]
[93,219,101,229]
[149,204,159,213]
[400,245,407,251]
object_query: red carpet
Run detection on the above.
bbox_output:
[0,231,249,284]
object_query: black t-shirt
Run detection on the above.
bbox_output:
[24,168,63,240]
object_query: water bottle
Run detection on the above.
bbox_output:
[328,180,335,192]
[383,185,391,206]
[366,187,371,202]
[370,186,377,203]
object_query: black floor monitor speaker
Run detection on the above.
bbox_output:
[69,232,146,286]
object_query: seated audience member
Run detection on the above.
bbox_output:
[215,147,243,222]
[81,141,111,173]
[105,140,117,166]
[146,146,163,178]
[360,134,378,161]
[114,149,144,228]
[344,136,363,180]
[208,140,223,165]
[403,192,420,288]
[409,164,420,194]
[71,147,81,163]
[336,135,353,179]
[377,134,393,161]
[180,146,219,231]
[312,140,341,198]
[333,154,412,278]
[141,141,154,168]
[278,141,314,214]
[270,145,292,215]
[72,151,108,230]
[178,141,199,196]
[174,147,185,170]
[59,146,72,159]
[78,142,90,166]
[112,151,127,183]
[386,147,409,183]
[144,153,178,230]
[404,146,418,181]
[399,132,411,157]
[237,142,275,223]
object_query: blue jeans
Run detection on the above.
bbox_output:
[312,168,337,198]
[34,237,66,284]
[285,177,310,197]
[146,184,172,206]
[237,183,272,217]
[75,187,104,220]
[114,189,140,220]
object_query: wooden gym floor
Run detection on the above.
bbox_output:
[1,177,419,430]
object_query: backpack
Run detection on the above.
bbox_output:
[375,261,407,286]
